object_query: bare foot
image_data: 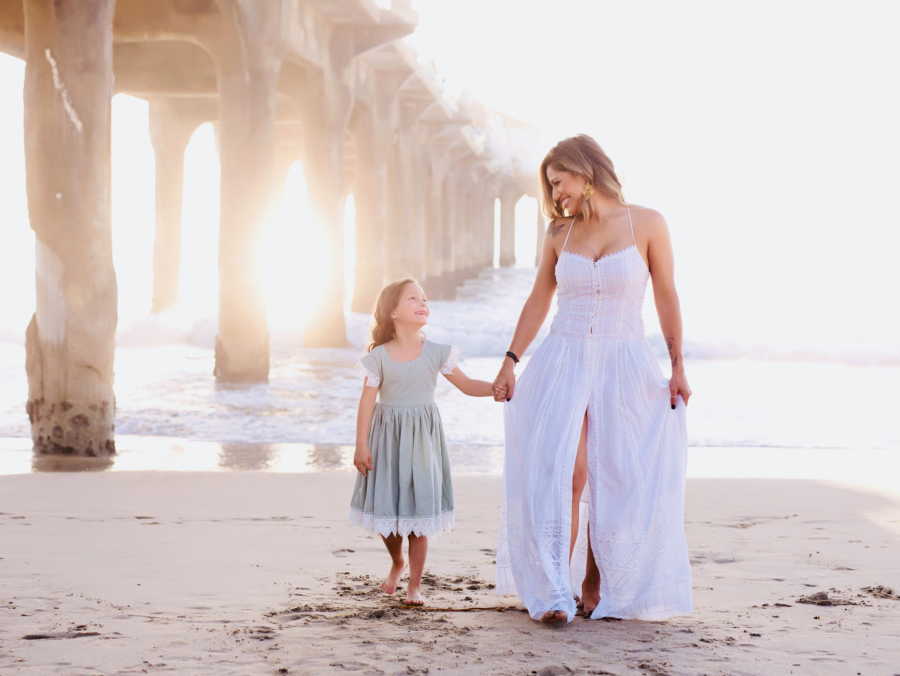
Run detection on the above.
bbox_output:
[380,559,406,595]
[539,610,568,626]
[580,578,600,617]
[403,588,425,606]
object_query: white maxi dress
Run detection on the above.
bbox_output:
[496,207,693,622]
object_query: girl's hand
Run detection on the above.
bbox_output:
[354,447,373,476]
[668,370,692,409]
[492,361,516,402]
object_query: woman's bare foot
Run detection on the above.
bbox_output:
[580,578,600,617]
[403,587,425,606]
[380,559,406,594]
[539,610,568,626]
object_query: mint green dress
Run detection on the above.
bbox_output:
[349,340,459,537]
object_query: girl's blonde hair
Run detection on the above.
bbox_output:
[539,134,625,222]
[369,277,420,351]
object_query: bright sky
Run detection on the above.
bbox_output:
[409,0,900,355]
[0,1,898,358]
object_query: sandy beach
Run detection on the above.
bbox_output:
[1,467,899,675]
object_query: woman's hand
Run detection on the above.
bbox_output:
[354,446,373,476]
[668,369,692,409]
[492,360,516,402]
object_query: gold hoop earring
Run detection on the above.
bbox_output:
[582,183,594,199]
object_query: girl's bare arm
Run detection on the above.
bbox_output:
[354,382,378,474]
[443,368,494,397]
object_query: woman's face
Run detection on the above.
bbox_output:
[546,166,588,216]
[392,282,429,327]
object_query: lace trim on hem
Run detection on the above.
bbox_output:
[349,508,454,537]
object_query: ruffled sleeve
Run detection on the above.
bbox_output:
[360,351,381,388]
[439,345,461,375]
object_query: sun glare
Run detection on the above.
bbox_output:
[258,162,337,336]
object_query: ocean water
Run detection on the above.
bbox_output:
[1,266,898,475]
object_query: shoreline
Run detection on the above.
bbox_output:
[3,437,899,503]
[1,469,899,674]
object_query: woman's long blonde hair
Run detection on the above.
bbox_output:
[369,277,419,351]
[539,134,625,222]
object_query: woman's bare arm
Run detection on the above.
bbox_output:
[507,229,560,356]
[644,210,692,406]
[492,221,564,400]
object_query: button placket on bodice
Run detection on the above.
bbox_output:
[588,260,602,336]
[552,208,647,340]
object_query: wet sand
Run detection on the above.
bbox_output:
[1,469,899,675]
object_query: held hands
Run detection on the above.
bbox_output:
[492,359,516,402]
[354,446,373,476]
[668,369,692,409]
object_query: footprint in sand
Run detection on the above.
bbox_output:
[23,631,101,640]
[331,548,355,557]
[327,661,370,671]
[797,590,864,606]
[727,514,799,529]
[247,516,293,522]
[862,585,900,600]
[632,660,672,676]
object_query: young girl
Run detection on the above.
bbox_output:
[350,277,500,606]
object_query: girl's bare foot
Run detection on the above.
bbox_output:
[403,587,425,606]
[380,559,406,594]
[539,610,568,626]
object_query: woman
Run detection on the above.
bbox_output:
[492,134,693,625]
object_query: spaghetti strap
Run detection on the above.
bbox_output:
[625,206,636,246]
[560,218,576,253]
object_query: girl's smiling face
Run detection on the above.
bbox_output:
[391,282,429,327]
